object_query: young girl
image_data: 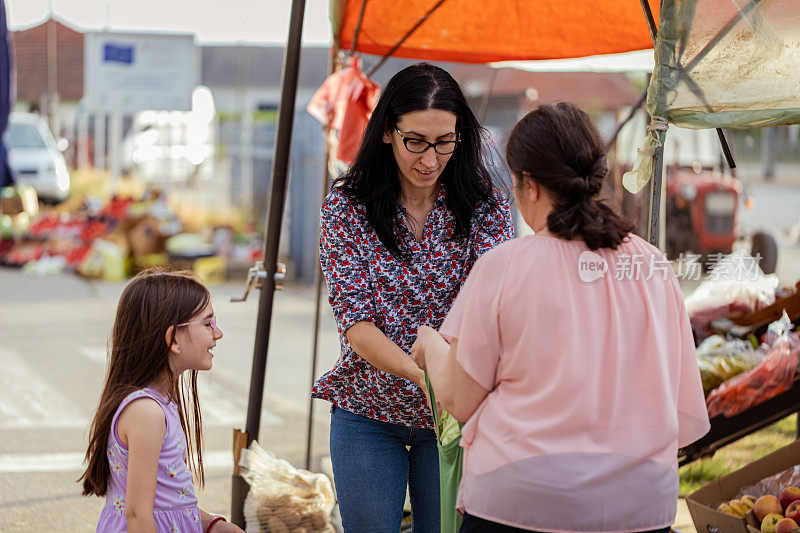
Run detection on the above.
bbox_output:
[80,269,244,533]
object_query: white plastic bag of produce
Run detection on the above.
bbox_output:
[240,441,336,533]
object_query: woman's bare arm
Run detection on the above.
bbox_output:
[347,321,426,388]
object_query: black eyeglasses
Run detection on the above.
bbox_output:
[395,128,460,155]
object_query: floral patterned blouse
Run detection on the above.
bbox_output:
[311,186,514,429]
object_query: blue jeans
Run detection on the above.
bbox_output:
[329,405,440,533]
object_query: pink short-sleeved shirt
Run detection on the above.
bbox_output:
[440,233,710,533]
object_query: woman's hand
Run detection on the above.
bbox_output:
[412,325,444,374]
[411,325,433,371]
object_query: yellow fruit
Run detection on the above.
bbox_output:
[729,500,749,517]
[718,502,738,516]
[741,496,756,510]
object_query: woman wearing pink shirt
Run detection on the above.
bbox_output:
[412,103,710,533]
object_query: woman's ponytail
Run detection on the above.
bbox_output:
[506,103,634,250]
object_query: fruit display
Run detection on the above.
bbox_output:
[706,325,800,418]
[776,518,799,533]
[718,488,800,531]
[780,487,800,510]
[1,197,135,271]
[696,334,763,396]
[1,192,252,281]
[716,494,756,517]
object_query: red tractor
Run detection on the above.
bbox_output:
[665,166,778,274]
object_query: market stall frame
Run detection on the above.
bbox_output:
[229,0,793,527]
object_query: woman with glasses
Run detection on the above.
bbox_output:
[311,63,513,532]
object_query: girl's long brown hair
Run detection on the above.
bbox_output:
[80,269,209,496]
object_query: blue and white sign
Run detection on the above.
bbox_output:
[103,42,134,65]
[85,32,198,113]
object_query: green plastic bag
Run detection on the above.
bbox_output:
[425,372,463,533]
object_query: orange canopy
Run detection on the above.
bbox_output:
[331,0,660,63]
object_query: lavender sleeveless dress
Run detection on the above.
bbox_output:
[96,388,202,532]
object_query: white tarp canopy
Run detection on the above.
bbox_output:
[490,49,654,73]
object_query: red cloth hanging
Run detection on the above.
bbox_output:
[307,55,380,165]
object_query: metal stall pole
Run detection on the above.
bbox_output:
[304,141,331,472]
[638,0,665,247]
[230,0,306,526]
[304,43,342,471]
[606,90,648,150]
[647,133,665,246]
[478,68,498,124]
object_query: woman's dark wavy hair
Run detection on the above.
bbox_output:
[333,63,496,259]
[506,103,634,250]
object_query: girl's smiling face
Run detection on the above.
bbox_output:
[170,301,222,373]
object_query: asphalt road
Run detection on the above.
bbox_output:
[738,182,800,241]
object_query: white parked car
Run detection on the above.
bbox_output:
[6,112,70,202]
